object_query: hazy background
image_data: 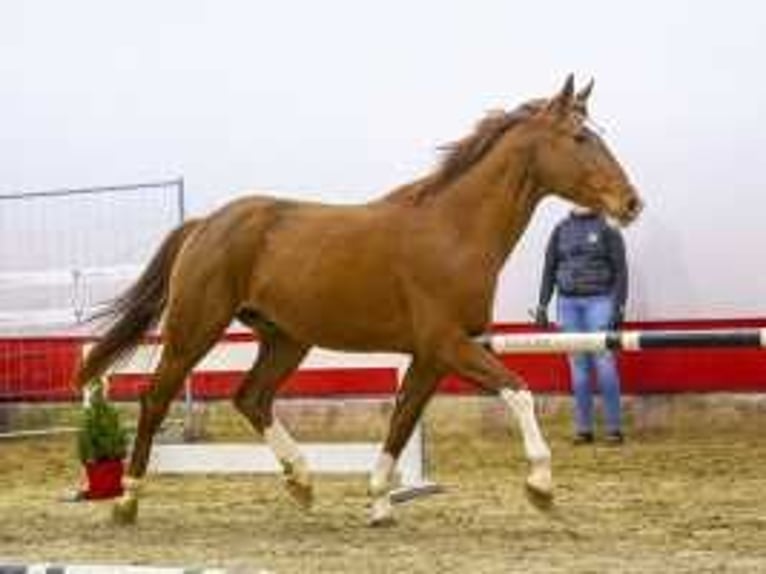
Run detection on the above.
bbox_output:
[1,0,764,323]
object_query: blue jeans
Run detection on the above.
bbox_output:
[557,294,622,434]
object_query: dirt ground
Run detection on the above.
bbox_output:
[0,396,764,573]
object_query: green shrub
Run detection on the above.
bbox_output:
[77,380,129,463]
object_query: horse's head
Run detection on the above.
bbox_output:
[527,75,643,225]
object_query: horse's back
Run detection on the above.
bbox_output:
[174,193,413,350]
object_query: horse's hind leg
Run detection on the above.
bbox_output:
[113,298,235,524]
[233,327,311,508]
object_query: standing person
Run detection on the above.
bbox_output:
[534,207,628,445]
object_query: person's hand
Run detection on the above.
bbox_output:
[610,307,625,330]
[533,305,549,328]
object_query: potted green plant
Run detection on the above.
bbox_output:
[77,379,129,500]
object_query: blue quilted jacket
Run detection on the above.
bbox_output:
[537,211,627,309]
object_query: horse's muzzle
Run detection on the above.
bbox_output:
[618,195,644,226]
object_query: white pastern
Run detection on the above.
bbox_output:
[116,475,142,505]
[264,419,308,480]
[500,388,551,463]
[369,452,396,525]
[370,493,394,525]
[369,452,395,496]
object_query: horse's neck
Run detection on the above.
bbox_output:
[378,175,434,204]
[429,141,543,269]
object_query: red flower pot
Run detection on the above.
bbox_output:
[85,459,124,500]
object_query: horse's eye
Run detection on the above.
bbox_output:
[573,131,588,144]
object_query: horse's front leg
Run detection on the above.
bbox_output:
[370,359,442,526]
[499,387,553,507]
[436,332,553,508]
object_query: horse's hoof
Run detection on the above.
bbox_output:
[285,478,314,511]
[111,496,138,525]
[524,460,553,511]
[524,481,554,512]
[368,494,395,527]
[369,514,397,528]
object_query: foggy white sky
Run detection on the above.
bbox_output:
[1,0,765,320]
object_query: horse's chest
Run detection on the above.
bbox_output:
[457,292,494,334]
[422,278,495,334]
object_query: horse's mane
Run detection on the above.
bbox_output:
[383,99,545,204]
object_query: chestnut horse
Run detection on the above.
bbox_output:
[76,76,643,525]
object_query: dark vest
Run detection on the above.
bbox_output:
[554,214,616,296]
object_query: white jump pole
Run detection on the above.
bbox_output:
[476,328,766,354]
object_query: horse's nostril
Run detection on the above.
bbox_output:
[626,197,642,214]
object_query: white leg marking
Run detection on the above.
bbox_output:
[370,493,394,525]
[500,388,553,496]
[500,388,551,462]
[264,418,313,508]
[264,419,308,478]
[369,452,396,525]
[370,452,395,496]
[119,475,142,503]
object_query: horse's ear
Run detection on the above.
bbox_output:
[546,74,575,117]
[575,78,594,114]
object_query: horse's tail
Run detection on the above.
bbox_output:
[74,218,201,389]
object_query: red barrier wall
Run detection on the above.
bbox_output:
[1,318,765,401]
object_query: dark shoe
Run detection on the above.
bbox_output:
[572,432,594,445]
[604,431,624,445]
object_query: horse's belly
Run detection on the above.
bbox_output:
[278,302,409,351]
[252,276,410,351]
